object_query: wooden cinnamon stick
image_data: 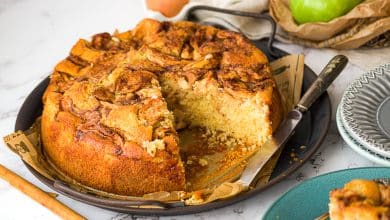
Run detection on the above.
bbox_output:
[0,164,85,220]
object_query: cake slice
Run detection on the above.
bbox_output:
[329,179,390,220]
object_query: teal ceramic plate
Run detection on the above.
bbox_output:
[263,167,390,220]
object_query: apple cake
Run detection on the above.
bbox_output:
[41,19,283,196]
[329,179,390,220]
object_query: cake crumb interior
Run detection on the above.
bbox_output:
[160,74,273,147]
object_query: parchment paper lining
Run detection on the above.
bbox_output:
[3,54,304,206]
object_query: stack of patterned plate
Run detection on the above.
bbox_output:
[337,63,390,166]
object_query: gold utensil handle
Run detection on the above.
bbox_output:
[297,55,348,112]
[315,212,330,220]
[0,164,85,220]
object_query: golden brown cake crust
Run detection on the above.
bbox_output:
[41,19,282,196]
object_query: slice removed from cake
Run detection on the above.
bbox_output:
[130,19,283,147]
[41,18,283,196]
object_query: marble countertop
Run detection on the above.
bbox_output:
[0,0,389,219]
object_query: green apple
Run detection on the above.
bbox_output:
[290,0,363,24]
